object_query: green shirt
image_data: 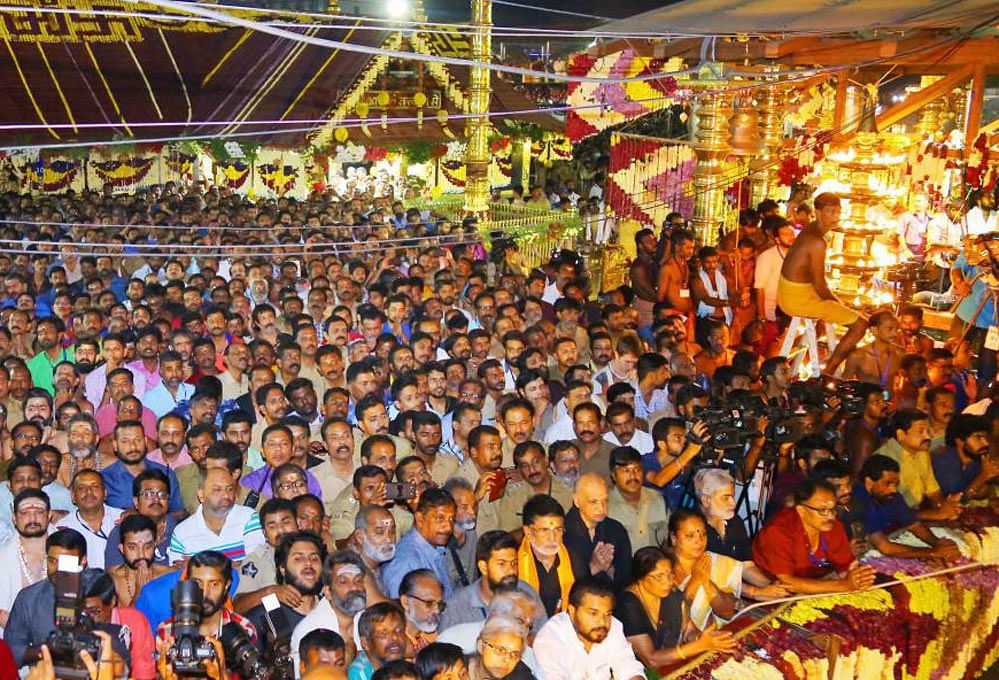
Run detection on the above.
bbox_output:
[27,347,73,396]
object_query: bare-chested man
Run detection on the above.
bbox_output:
[777,193,868,375]
[842,311,903,387]
[657,229,696,317]
[109,513,173,607]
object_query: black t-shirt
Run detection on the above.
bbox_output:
[614,589,685,649]
[705,516,751,561]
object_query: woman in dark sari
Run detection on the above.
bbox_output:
[613,546,736,667]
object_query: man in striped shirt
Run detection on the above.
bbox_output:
[168,468,264,565]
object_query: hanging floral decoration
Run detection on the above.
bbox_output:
[440,159,466,187]
[364,147,389,163]
[606,132,696,225]
[565,48,680,142]
[20,158,78,192]
[217,160,250,189]
[531,134,573,166]
[966,133,996,193]
[90,157,155,187]
[166,153,197,179]
[258,163,298,195]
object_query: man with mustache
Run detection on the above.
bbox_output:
[108,514,173,607]
[102,419,183,516]
[277,342,304,386]
[350,601,408,680]
[397,570,445,657]
[26,316,72,397]
[533,579,645,680]
[499,441,573,532]
[570,403,615,482]
[169,467,265,564]
[141,351,194,419]
[873,408,962,521]
[411,411,457,486]
[292,551,384,668]
[932,414,999,499]
[246,531,327,651]
[844,383,891,481]
[155,550,258,652]
[382,488,457,599]
[347,505,398,594]
[54,469,122,569]
[250,382,289,453]
[440,530,547,633]
[234,498,301,613]
[313,418,356,506]
[849,455,961,560]
[104,469,178,569]
[0,489,52,629]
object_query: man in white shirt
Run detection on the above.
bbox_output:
[55,470,122,570]
[602,402,654,455]
[167,468,264,564]
[533,579,645,680]
[754,216,796,323]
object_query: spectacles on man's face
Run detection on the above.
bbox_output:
[481,639,521,661]
[408,594,447,612]
[278,479,308,492]
[139,489,170,500]
[800,503,838,517]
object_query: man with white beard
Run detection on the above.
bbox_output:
[347,505,398,595]
[398,569,445,654]
[56,413,106,487]
[291,551,384,672]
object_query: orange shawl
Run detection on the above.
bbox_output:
[517,535,574,615]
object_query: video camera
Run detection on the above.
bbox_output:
[24,555,102,680]
[789,377,867,419]
[166,580,219,676]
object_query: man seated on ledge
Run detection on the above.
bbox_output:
[777,192,868,376]
[752,478,877,594]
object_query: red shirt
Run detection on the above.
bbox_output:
[752,507,853,580]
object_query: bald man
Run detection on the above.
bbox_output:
[562,473,633,589]
[168,468,266,564]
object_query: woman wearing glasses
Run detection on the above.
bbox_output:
[668,509,789,633]
[752,478,877,594]
[468,616,536,680]
[614,546,736,666]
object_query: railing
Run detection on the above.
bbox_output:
[406,195,584,270]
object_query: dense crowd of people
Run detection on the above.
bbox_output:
[0,180,994,680]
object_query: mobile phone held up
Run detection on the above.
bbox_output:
[488,469,509,502]
[385,482,417,502]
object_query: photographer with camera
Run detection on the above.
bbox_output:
[80,568,156,680]
[155,551,255,679]
[642,417,708,511]
[8,526,131,674]
[950,233,999,385]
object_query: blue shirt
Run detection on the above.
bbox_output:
[101,459,184,513]
[381,528,453,599]
[142,381,195,418]
[135,567,241,631]
[640,451,690,511]
[931,446,981,497]
[347,652,374,680]
[954,254,996,328]
[848,483,917,536]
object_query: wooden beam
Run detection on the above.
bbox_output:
[874,66,972,128]
[966,64,986,155]
[832,70,848,132]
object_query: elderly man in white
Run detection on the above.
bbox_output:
[533,579,645,680]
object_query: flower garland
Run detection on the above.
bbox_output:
[166,152,197,179]
[257,163,298,195]
[606,133,696,226]
[90,157,155,187]
[217,160,250,189]
[20,159,78,192]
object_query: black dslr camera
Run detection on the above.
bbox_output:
[220,622,271,680]
[167,580,219,676]
[25,556,102,680]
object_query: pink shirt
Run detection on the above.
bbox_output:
[94,402,158,439]
[146,446,193,470]
[112,606,156,680]
[125,359,162,394]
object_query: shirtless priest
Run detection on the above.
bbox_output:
[777,192,868,375]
